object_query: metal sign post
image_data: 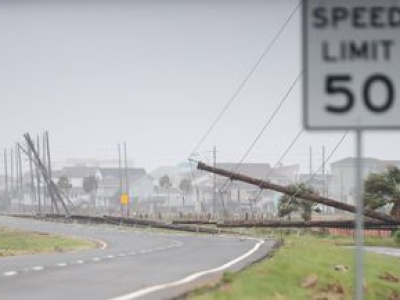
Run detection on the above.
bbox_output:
[303,1,400,299]
[355,129,364,299]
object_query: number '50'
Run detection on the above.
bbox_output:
[325,74,395,113]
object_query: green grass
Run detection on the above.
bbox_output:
[0,227,96,256]
[317,234,399,248]
[190,234,400,300]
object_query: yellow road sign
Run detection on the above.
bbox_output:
[120,194,129,205]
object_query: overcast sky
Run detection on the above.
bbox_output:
[1,0,400,173]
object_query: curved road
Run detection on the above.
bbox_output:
[0,216,277,300]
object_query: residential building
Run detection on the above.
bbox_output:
[329,157,400,205]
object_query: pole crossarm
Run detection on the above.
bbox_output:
[197,162,398,223]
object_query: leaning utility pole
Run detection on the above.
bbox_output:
[23,134,66,215]
[36,136,42,215]
[197,162,397,223]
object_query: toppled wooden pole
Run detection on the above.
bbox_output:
[197,162,397,223]
[218,220,400,229]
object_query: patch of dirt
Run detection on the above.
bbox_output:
[380,272,400,283]
[312,282,346,300]
[302,275,318,288]
[389,290,400,300]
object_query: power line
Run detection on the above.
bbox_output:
[278,131,349,213]
[189,0,303,158]
[254,129,304,201]
[219,71,303,193]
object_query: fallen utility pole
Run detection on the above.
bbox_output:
[23,134,68,216]
[197,162,397,223]
[218,220,400,229]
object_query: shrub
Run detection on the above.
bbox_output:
[394,230,400,246]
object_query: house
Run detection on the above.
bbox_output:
[96,167,154,210]
[52,166,97,205]
[329,157,400,205]
[189,162,300,214]
[150,166,182,188]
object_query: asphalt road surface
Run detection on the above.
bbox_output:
[0,216,277,300]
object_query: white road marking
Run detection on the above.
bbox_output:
[92,257,101,261]
[118,254,126,257]
[56,263,67,267]
[108,238,264,300]
[107,255,115,259]
[75,260,85,264]
[129,251,136,255]
[3,271,17,277]
[32,266,44,271]
[91,238,108,250]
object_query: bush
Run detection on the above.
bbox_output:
[394,230,400,246]
[222,272,234,284]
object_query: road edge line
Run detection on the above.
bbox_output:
[108,238,264,300]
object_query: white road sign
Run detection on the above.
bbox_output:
[303,0,400,130]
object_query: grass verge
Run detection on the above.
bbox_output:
[189,234,400,300]
[0,227,96,256]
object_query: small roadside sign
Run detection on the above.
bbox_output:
[120,194,129,206]
[303,0,400,130]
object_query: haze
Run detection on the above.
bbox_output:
[1,0,399,172]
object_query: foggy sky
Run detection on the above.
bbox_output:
[1,0,399,173]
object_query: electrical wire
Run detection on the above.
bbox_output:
[253,129,304,202]
[278,131,349,214]
[219,71,303,193]
[189,0,303,158]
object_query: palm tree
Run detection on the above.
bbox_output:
[364,166,400,219]
[83,176,98,207]
[57,176,72,196]
[277,183,320,221]
[179,178,192,210]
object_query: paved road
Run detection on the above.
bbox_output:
[0,216,276,300]
[363,246,400,257]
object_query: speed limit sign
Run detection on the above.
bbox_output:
[303,0,400,130]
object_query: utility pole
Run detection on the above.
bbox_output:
[28,145,36,209]
[4,149,8,210]
[322,145,326,213]
[213,145,217,215]
[124,142,129,218]
[15,144,20,212]
[23,133,64,215]
[45,131,55,213]
[309,146,313,179]
[42,133,48,212]
[36,136,42,216]
[322,145,326,178]
[10,147,14,199]
[198,161,396,223]
[118,143,123,216]
[18,144,24,213]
